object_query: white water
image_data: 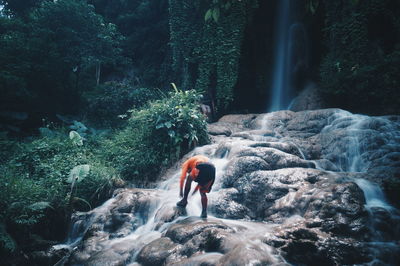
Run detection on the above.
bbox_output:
[322,110,394,211]
[57,110,400,264]
[269,0,308,111]
[58,141,286,264]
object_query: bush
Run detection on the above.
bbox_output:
[84,81,162,127]
[102,89,209,182]
[0,132,118,256]
[0,89,209,257]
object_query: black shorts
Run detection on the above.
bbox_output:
[195,162,215,193]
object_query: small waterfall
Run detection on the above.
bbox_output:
[322,110,393,211]
[353,178,392,210]
[269,0,309,111]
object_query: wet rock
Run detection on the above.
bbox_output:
[207,124,232,136]
[222,156,271,187]
[58,108,400,265]
[169,252,223,266]
[217,114,257,129]
[305,182,369,237]
[208,188,250,219]
[290,85,326,112]
[218,240,284,266]
[178,227,231,257]
[368,207,400,241]
[249,141,304,158]
[137,237,180,266]
[236,147,315,170]
[164,217,232,244]
[382,176,400,208]
[29,246,70,266]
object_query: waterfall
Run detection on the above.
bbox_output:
[55,110,400,265]
[269,0,309,112]
[322,110,394,211]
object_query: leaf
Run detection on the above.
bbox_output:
[310,0,319,14]
[69,130,83,146]
[204,9,212,21]
[70,121,88,134]
[28,202,53,211]
[68,164,91,183]
[168,130,176,138]
[170,82,178,92]
[39,127,54,137]
[212,8,220,22]
[72,197,92,210]
[164,121,172,128]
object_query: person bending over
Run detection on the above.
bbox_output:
[176,155,215,218]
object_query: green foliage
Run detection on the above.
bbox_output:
[320,0,400,114]
[68,164,91,183]
[0,0,128,116]
[69,131,84,146]
[305,0,320,14]
[0,132,117,236]
[102,89,209,181]
[88,0,170,87]
[0,223,16,256]
[84,81,162,127]
[169,0,258,113]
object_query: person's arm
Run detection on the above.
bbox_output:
[179,160,190,197]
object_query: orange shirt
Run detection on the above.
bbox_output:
[179,155,209,190]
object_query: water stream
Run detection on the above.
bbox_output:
[322,110,395,212]
[56,109,400,265]
[269,0,309,111]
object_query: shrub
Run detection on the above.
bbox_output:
[84,81,162,127]
[102,89,209,182]
[0,131,118,256]
[0,88,209,257]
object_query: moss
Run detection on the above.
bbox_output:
[319,0,400,114]
[169,0,258,113]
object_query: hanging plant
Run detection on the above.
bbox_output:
[306,0,319,14]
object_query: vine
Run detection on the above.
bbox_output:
[169,0,258,112]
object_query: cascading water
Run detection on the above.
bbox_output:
[321,110,394,212]
[57,143,284,264]
[269,0,309,111]
[55,110,400,265]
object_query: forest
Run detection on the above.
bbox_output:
[0,0,399,265]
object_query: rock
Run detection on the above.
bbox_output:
[207,123,232,136]
[58,108,400,266]
[305,182,369,237]
[137,237,180,266]
[169,252,223,266]
[382,176,400,208]
[222,156,271,187]
[289,85,326,112]
[29,246,70,266]
[208,188,250,219]
[164,217,231,244]
[218,240,285,266]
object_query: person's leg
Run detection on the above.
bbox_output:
[177,176,192,207]
[200,191,208,218]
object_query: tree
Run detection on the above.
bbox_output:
[0,0,127,118]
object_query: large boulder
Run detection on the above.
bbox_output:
[57,108,400,266]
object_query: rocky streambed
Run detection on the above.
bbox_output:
[51,109,399,265]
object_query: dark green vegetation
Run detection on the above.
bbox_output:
[0,89,209,258]
[320,0,400,114]
[0,0,127,125]
[1,0,399,263]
